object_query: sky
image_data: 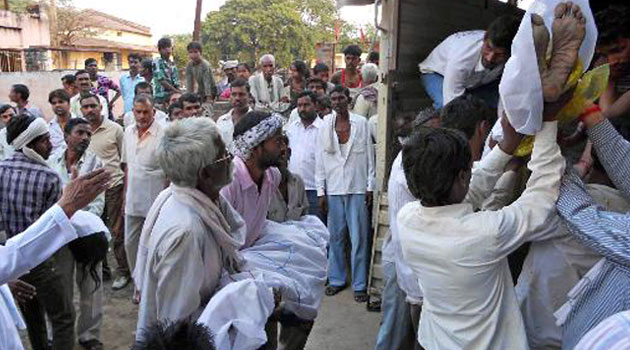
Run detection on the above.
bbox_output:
[72,0,533,41]
[73,0,378,40]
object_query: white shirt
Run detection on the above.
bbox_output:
[216,108,252,145]
[398,122,565,350]
[286,117,324,191]
[123,110,168,130]
[48,115,77,155]
[315,113,375,196]
[136,196,224,341]
[0,128,13,161]
[515,184,627,350]
[70,94,108,119]
[122,121,166,217]
[418,30,504,105]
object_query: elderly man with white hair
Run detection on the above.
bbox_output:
[353,63,379,119]
[249,54,289,112]
[134,117,246,342]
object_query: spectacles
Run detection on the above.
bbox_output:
[211,152,233,165]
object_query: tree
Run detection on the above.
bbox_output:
[169,33,193,71]
[201,0,342,68]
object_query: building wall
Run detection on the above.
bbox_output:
[56,49,157,71]
[96,29,153,47]
[0,10,51,49]
[0,70,125,119]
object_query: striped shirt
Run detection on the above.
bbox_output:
[556,119,630,350]
[0,152,61,238]
[574,310,630,350]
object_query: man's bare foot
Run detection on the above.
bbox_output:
[542,2,587,102]
[532,14,550,75]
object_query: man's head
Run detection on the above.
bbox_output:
[128,53,143,75]
[394,109,435,139]
[290,60,309,81]
[0,104,16,127]
[187,41,203,63]
[316,95,332,117]
[48,89,71,118]
[158,37,173,60]
[230,78,250,112]
[133,94,156,130]
[368,51,380,66]
[135,81,154,97]
[440,94,497,161]
[178,93,202,118]
[236,63,252,80]
[64,118,92,154]
[168,101,183,121]
[61,74,77,95]
[307,78,327,97]
[133,320,216,350]
[259,54,275,81]
[297,91,318,122]
[595,5,630,79]
[140,58,154,80]
[7,114,53,160]
[159,117,232,192]
[80,93,103,125]
[361,63,379,85]
[75,70,93,93]
[313,63,331,82]
[402,127,472,206]
[482,15,520,69]
[9,84,29,104]
[232,111,283,169]
[330,85,351,114]
[277,133,290,172]
[166,91,182,108]
[85,58,99,77]
[343,45,363,70]
[223,60,238,82]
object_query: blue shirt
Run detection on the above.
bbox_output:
[119,72,145,113]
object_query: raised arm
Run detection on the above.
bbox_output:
[557,169,630,267]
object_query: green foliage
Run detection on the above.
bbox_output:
[200,0,362,68]
[169,34,193,72]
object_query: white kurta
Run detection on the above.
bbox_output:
[398,122,565,350]
[516,184,629,350]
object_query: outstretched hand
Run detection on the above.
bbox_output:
[58,168,110,218]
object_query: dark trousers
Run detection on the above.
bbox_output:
[19,259,75,350]
[103,184,128,276]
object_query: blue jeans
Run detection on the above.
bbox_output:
[375,262,416,350]
[421,73,500,109]
[306,190,325,224]
[327,194,369,292]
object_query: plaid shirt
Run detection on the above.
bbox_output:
[0,152,61,238]
[91,74,120,100]
[152,57,180,100]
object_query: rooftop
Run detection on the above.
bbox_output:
[80,9,151,36]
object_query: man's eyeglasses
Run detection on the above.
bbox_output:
[211,151,233,165]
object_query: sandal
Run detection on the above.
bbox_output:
[325,284,346,296]
[354,290,369,303]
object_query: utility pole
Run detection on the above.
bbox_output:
[193,0,203,41]
[49,0,60,68]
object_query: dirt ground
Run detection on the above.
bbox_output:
[21,255,381,350]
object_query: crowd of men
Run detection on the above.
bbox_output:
[1,1,630,350]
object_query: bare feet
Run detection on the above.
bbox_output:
[542,2,587,102]
[531,14,550,75]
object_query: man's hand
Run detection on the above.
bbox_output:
[318,196,328,214]
[498,116,524,155]
[58,168,110,218]
[365,191,373,208]
[543,88,575,121]
[9,280,36,304]
[574,140,594,178]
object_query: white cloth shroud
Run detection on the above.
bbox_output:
[199,215,329,350]
[496,0,597,137]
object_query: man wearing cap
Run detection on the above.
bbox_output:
[220,111,284,248]
[0,114,75,350]
[217,60,239,96]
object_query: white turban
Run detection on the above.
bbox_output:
[229,114,283,160]
[10,118,49,165]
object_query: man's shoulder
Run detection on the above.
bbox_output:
[216,110,233,123]
[2,154,60,178]
[104,118,123,131]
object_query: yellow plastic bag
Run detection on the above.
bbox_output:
[513,64,610,157]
